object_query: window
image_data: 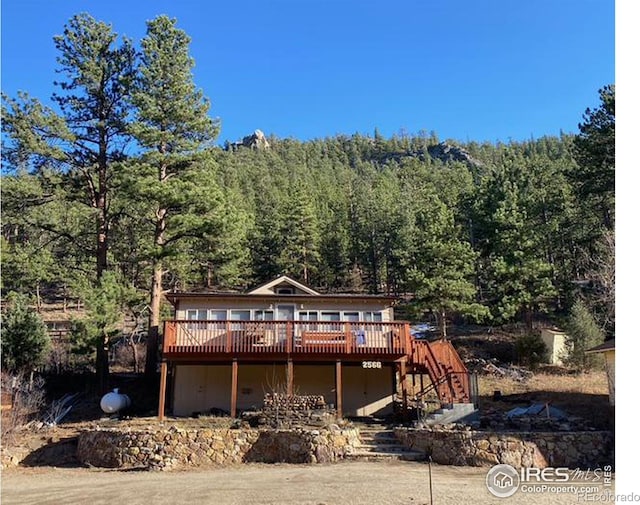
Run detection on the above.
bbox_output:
[320,312,340,322]
[186,309,208,330]
[230,310,250,331]
[299,311,318,321]
[186,309,208,320]
[299,310,318,331]
[230,310,251,321]
[208,310,227,321]
[276,287,293,294]
[343,312,360,322]
[254,310,274,321]
[364,311,383,322]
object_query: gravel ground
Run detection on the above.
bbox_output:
[1,461,613,505]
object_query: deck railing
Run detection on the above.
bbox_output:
[163,319,410,356]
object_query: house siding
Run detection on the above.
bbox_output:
[173,365,232,416]
[604,350,614,406]
[172,363,394,417]
[175,297,394,321]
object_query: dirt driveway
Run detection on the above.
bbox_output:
[1,461,611,505]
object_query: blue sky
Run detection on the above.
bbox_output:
[1,0,615,145]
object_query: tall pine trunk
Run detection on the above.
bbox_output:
[95,135,110,393]
[438,310,448,340]
[146,164,167,376]
[145,263,163,376]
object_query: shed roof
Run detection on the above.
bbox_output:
[585,339,615,354]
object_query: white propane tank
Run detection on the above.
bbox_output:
[100,388,131,414]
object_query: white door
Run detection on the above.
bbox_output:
[276,305,296,343]
[276,305,295,321]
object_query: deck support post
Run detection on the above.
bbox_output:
[399,360,408,418]
[287,359,294,396]
[231,359,238,418]
[158,361,168,421]
[335,360,343,419]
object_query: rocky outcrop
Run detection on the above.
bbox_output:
[228,129,270,150]
[369,142,483,168]
[395,426,613,469]
[77,426,360,470]
[427,142,482,167]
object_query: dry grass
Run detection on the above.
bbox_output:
[477,369,613,430]
[479,369,609,397]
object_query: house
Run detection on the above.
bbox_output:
[158,276,471,419]
[585,339,615,406]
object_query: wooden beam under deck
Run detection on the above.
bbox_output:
[230,359,238,418]
[399,360,408,418]
[158,361,168,421]
[335,360,343,419]
[287,359,294,395]
[162,352,406,364]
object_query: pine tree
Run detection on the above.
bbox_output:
[565,299,605,371]
[2,13,137,391]
[570,85,615,231]
[0,292,51,373]
[277,182,321,284]
[130,15,221,375]
[474,157,557,327]
[409,188,487,337]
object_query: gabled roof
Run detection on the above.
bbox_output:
[247,275,320,296]
[585,339,615,354]
[163,276,398,305]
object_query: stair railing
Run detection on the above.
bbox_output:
[413,369,471,405]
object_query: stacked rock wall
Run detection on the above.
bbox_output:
[394,427,613,469]
[77,426,360,470]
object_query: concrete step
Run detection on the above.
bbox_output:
[357,441,408,449]
[358,431,396,440]
[346,450,425,461]
[347,426,426,461]
[423,402,478,425]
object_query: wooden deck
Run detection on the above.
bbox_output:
[159,319,471,420]
[162,320,411,361]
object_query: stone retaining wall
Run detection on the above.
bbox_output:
[77,426,360,470]
[394,427,613,469]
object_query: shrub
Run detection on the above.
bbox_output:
[565,299,605,371]
[515,333,549,369]
[0,292,51,373]
[1,371,46,441]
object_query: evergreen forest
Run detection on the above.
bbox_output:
[1,15,614,384]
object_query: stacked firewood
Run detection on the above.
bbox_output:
[263,393,327,413]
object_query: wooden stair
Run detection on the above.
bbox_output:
[408,338,471,404]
